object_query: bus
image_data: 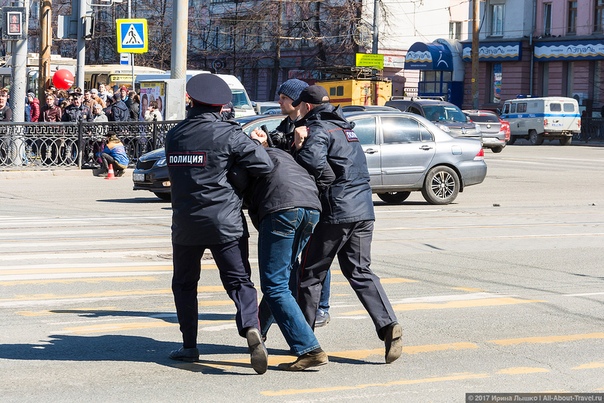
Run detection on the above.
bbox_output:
[0,55,165,93]
[0,53,76,92]
[135,70,256,117]
[84,64,166,90]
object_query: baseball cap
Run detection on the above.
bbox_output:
[292,85,330,107]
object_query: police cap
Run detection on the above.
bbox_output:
[186,74,232,106]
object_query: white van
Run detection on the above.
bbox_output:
[500,96,580,145]
[135,70,256,117]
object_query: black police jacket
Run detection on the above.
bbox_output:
[294,104,375,224]
[165,106,274,245]
[242,148,321,229]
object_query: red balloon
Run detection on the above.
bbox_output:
[52,69,75,90]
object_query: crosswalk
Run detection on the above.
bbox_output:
[1,212,603,400]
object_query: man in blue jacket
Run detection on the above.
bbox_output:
[292,85,403,367]
[165,74,274,374]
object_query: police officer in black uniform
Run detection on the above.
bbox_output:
[291,85,404,367]
[165,74,274,374]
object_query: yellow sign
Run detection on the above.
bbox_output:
[356,53,384,70]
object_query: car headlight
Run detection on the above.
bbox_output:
[437,123,451,133]
[156,157,167,167]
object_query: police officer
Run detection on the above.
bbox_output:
[165,74,274,374]
[291,85,403,367]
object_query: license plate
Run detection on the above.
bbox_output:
[133,173,145,182]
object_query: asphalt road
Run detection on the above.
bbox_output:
[1,143,603,402]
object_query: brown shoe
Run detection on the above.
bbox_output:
[384,322,403,364]
[246,327,268,374]
[278,349,328,371]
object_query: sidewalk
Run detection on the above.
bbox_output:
[0,168,131,179]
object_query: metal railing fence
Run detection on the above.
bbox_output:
[0,121,178,168]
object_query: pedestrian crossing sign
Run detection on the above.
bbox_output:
[116,19,148,54]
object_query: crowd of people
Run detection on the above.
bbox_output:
[0,83,163,124]
[164,74,403,374]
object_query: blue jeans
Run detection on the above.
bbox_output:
[257,208,321,356]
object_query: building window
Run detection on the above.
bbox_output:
[491,63,502,104]
[595,0,604,32]
[449,21,462,40]
[568,1,577,33]
[543,3,552,36]
[490,4,504,36]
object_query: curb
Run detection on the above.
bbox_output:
[0,168,130,179]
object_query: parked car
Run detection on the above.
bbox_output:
[344,111,487,204]
[341,105,399,113]
[132,114,285,200]
[385,98,482,142]
[253,101,281,115]
[463,109,510,153]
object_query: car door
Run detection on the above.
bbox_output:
[379,115,436,187]
[350,116,382,186]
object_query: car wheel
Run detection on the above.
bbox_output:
[508,137,516,145]
[529,130,544,145]
[559,137,572,145]
[154,192,171,201]
[377,191,411,204]
[491,146,504,153]
[421,166,459,205]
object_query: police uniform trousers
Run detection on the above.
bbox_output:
[297,220,398,338]
[172,238,260,348]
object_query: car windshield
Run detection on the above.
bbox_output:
[424,105,467,123]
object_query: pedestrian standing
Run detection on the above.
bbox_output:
[292,85,403,367]
[165,74,274,374]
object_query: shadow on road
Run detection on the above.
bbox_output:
[0,334,266,375]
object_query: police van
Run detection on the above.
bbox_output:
[500,96,580,145]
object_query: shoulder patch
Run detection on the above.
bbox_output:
[167,152,207,167]
[343,129,359,142]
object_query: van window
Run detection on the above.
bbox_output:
[517,103,527,113]
[563,103,575,112]
[549,103,561,112]
[350,118,376,145]
[502,103,510,114]
[510,103,516,113]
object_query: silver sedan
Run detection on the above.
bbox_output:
[346,111,487,205]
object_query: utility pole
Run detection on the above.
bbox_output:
[371,0,379,54]
[38,0,52,98]
[472,0,480,109]
[11,0,28,124]
[75,0,86,89]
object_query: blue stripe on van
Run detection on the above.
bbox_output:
[501,112,580,119]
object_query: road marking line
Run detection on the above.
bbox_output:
[333,277,416,286]
[0,275,162,284]
[572,362,604,370]
[497,367,549,375]
[490,333,604,345]
[61,319,236,335]
[564,292,604,297]
[261,373,490,396]
[345,297,542,315]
